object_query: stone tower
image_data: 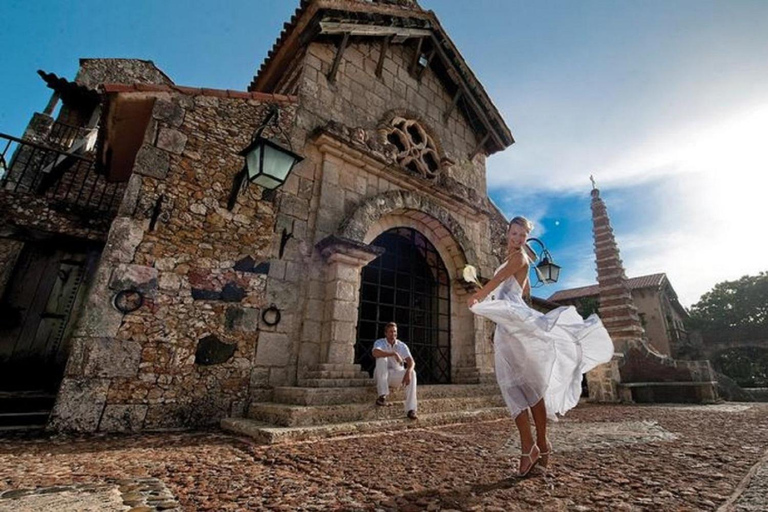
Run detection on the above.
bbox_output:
[590,184,645,352]
[586,180,718,404]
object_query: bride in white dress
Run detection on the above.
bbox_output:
[467,216,614,477]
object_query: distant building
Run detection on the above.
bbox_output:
[549,273,689,357]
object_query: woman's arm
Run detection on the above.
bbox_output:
[467,252,527,306]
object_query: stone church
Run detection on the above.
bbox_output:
[0,0,524,434]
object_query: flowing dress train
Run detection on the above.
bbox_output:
[471,274,614,420]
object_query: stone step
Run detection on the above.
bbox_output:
[222,407,510,445]
[0,392,56,414]
[312,364,364,372]
[301,370,371,380]
[247,395,507,427]
[0,411,50,428]
[272,383,501,406]
[297,378,372,388]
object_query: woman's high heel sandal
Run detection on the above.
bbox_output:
[517,444,540,477]
[538,439,553,469]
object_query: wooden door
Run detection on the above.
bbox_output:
[0,241,98,391]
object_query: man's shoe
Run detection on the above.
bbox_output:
[407,410,418,420]
[376,395,388,407]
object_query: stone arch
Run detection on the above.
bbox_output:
[337,189,477,275]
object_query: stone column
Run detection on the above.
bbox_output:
[451,282,483,384]
[316,235,383,368]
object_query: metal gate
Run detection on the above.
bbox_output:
[0,240,98,391]
[355,228,451,384]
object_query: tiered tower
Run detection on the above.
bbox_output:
[590,181,646,352]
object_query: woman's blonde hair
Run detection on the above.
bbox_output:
[509,216,534,233]
[508,216,537,261]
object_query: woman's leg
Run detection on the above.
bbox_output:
[530,399,550,466]
[514,408,539,475]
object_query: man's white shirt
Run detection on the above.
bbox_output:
[372,338,412,370]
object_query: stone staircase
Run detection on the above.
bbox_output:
[0,391,55,432]
[222,364,508,444]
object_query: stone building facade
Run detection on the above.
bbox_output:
[1,0,518,432]
[549,273,690,357]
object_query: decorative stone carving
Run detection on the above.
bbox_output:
[385,117,441,179]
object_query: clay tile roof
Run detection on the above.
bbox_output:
[37,70,101,106]
[101,83,298,104]
[248,0,513,154]
[548,273,668,302]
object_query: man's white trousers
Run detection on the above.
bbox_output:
[374,357,417,413]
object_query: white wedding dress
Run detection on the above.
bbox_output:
[471,269,614,420]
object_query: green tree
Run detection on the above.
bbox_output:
[688,271,768,329]
[575,296,600,320]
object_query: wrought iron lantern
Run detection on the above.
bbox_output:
[228,106,303,209]
[526,237,561,287]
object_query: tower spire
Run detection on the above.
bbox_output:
[590,180,645,352]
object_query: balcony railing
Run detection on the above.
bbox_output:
[47,121,90,151]
[0,132,124,215]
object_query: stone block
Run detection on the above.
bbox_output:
[221,282,246,302]
[133,145,170,179]
[322,160,340,185]
[117,173,142,217]
[48,378,109,432]
[255,332,291,366]
[152,99,185,127]
[156,127,188,155]
[279,194,310,221]
[331,301,358,322]
[99,404,148,432]
[306,300,325,322]
[83,338,142,378]
[330,263,361,284]
[74,277,124,338]
[158,272,181,291]
[327,280,356,301]
[268,261,286,280]
[269,367,289,387]
[298,342,321,368]
[330,321,355,344]
[250,367,270,388]
[326,343,355,365]
[266,281,298,307]
[191,288,221,300]
[109,264,158,296]
[225,306,260,332]
[301,320,322,341]
[104,218,145,264]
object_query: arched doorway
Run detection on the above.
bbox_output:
[355,227,451,384]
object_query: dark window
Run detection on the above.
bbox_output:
[355,228,452,384]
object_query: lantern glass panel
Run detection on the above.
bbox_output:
[244,143,264,181]
[262,143,298,183]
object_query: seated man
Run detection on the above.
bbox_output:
[372,322,418,419]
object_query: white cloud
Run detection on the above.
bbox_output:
[491,101,768,307]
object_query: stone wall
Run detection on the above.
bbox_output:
[49,89,299,431]
[298,40,489,197]
[75,59,174,89]
[0,190,114,241]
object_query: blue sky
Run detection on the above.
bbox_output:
[2,0,767,306]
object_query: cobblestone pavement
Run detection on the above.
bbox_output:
[0,403,766,511]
